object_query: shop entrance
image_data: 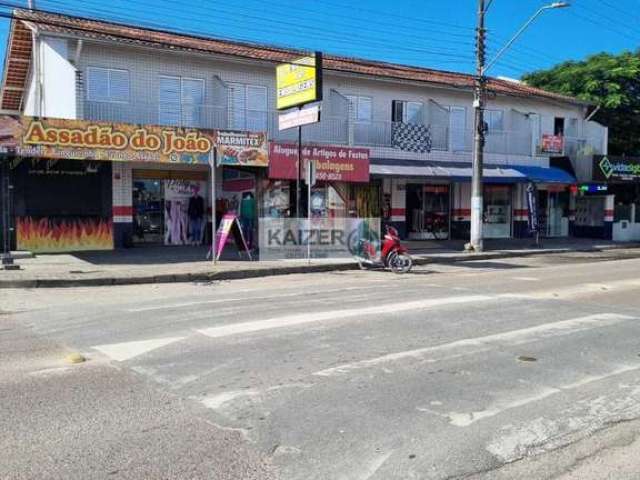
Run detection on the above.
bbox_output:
[539,188,569,237]
[132,179,164,244]
[483,185,512,238]
[132,169,208,246]
[406,184,450,240]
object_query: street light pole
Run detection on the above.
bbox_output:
[468,1,570,252]
[469,0,486,252]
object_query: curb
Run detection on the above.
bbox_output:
[2,244,639,288]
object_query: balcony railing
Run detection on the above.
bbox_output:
[82,101,601,158]
[82,101,348,145]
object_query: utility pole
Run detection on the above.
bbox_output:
[469,0,486,252]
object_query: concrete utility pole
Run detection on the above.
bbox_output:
[468,1,569,252]
[469,0,486,252]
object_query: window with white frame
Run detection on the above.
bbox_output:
[346,95,373,122]
[392,100,423,123]
[159,76,205,127]
[86,67,130,103]
[484,109,504,132]
[228,83,268,131]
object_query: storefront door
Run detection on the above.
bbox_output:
[407,184,450,240]
[483,185,512,238]
[133,170,209,246]
[132,179,164,244]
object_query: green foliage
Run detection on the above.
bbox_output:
[522,51,640,155]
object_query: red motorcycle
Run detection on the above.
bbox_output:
[355,225,413,273]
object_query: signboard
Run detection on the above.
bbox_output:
[269,143,370,183]
[578,183,608,193]
[259,217,381,260]
[593,155,640,182]
[216,130,269,167]
[0,116,215,164]
[541,134,564,154]
[214,213,251,260]
[276,53,322,110]
[279,105,320,131]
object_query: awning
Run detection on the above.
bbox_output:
[510,165,576,184]
[370,158,576,184]
[370,159,526,183]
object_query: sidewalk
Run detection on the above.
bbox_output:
[1,238,638,288]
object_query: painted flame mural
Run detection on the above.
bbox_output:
[17,217,113,253]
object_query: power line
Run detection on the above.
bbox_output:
[28,0,476,63]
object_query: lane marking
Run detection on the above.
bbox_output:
[92,336,185,362]
[511,276,541,282]
[201,383,313,410]
[196,295,493,339]
[448,364,640,427]
[314,313,634,377]
[126,286,370,312]
[503,278,640,300]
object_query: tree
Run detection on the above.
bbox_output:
[522,51,640,155]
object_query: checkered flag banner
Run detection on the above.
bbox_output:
[392,122,432,153]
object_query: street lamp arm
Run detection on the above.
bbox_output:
[483,3,568,75]
[483,6,546,75]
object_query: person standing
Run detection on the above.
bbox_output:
[188,184,205,245]
[240,192,255,249]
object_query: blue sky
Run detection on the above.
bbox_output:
[0,0,638,78]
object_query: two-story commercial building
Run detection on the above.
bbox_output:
[0,9,608,253]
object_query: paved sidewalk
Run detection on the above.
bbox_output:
[1,239,638,288]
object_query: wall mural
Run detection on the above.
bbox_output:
[17,217,113,253]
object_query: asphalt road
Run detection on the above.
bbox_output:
[4,249,640,479]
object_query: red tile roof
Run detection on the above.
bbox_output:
[2,9,589,111]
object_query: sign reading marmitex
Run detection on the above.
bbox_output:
[279,105,320,131]
[593,155,640,182]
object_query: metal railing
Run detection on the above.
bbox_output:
[82,102,348,145]
[82,101,602,159]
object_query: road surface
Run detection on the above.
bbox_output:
[3,249,640,479]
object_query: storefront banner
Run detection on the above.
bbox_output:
[216,130,269,167]
[164,180,207,246]
[259,217,381,260]
[0,116,216,164]
[593,155,640,182]
[17,216,113,252]
[541,134,564,154]
[526,183,540,233]
[269,143,370,183]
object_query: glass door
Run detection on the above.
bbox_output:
[132,179,164,244]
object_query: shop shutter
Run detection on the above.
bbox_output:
[86,67,109,102]
[109,69,130,103]
[159,76,181,126]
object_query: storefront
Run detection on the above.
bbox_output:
[573,155,640,241]
[267,142,371,219]
[371,159,575,241]
[0,115,267,253]
[406,183,450,240]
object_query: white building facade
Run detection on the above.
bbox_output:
[2,10,608,251]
